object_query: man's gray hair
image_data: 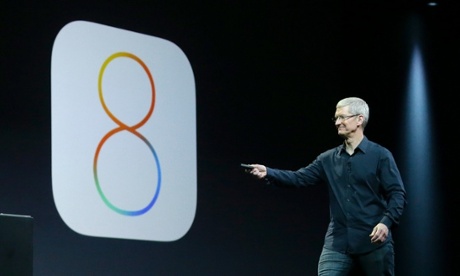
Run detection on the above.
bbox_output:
[336,97,369,128]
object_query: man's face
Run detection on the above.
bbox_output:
[334,106,360,137]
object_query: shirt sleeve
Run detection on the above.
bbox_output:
[266,158,324,187]
[378,149,407,228]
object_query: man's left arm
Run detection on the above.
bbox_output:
[373,150,408,241]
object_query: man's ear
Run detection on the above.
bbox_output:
[357,115,364,126]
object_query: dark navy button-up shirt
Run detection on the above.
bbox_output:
[266,136,407,254]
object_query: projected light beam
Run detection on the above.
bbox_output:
[400,22,442,274]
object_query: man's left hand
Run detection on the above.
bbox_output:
[369,223,388,244]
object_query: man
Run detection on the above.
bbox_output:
[245,97,407,275]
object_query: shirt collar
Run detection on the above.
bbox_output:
[355,136,369,154]
[338,136,369,154]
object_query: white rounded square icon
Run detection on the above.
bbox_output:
[51,21,196,241]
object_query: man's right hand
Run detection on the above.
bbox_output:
[247,164,267,179]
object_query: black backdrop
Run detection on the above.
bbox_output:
[1,1,457,275]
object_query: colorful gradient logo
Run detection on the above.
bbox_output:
[94,52,161,216]
[51,21,196,241]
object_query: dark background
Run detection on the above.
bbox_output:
[1,0,456,275]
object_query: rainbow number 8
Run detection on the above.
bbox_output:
[93,52,161,216]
